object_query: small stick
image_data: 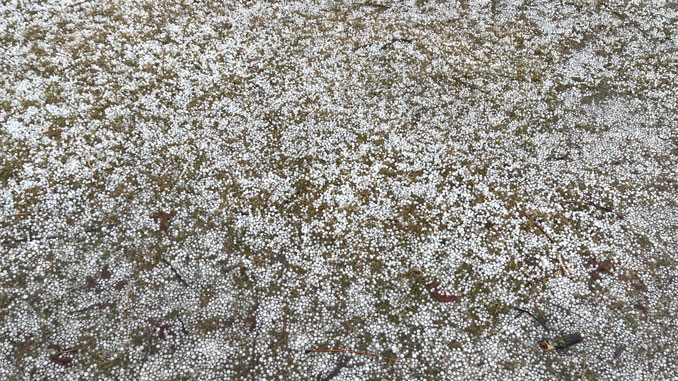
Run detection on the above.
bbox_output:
[282,310,292,364]
[524,212,555,243]
[513,307,550,332]
[177,316,188,335]
[305,349,398,363]
[381,37,413,50]
[560,200,621,219]
[55,346,80,356]
[161,259,189,287]
[83,155,98,178]
[321,354,351,381]
[90,193,118,225]
[541,298,589,322]
[87,182,117,225]
[250,300,260,381]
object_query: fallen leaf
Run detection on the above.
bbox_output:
[427,282,458,302]
[42,129,62,138]
[101,264,111,279]
[270,252,289,266]
[634,303,647,313]
[632,282,648,292]
[152,209,177,232]
[114,280,127,291]
[596,260,613,274]
[244,315,256,332]
[86,276,97,289]
[614,345,625,359]
[50,354,73,366]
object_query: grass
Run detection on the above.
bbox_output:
[1,0,677,380]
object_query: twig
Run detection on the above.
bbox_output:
[305,348,398,363]
[355,2,390,11]
[381,37,413,50]
[65,0,93,8]
[176,316,188,335]
[54,346,80,356]
[88,189,118,225]
[560,200,621,219]
[512,307,551,332]
[320,354,360,381]
[250,300,260,381]
[283,310,293,364]
[160,259,189,287]
[540,298,590,323]
[524,212,555,243]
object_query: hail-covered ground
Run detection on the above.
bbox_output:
[1,1,677,380]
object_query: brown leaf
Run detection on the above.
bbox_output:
[101,264,111,279]
[86,275,97,288]
[634,303,647,313]
[632,282,648,292]
[152,209,177,232]
[42,129,62,138]
[614,345,625,359]
[596,260,613,274]
[114,280,127,291]
[50,354,73,366]
[427,282,458,302]
[244,315,256,332]
[590,270,602,280]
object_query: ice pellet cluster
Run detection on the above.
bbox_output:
[1,1,676,380]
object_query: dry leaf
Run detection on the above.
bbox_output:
[590,271,602,280]
[632,282,648,292]
[427,282,458,302]
[114,280,127,291]
[596,260,613,274]
[50,354,73,366]
[101,264,111,279]
[152,209,177,232]
[86,275,97,288]
[42,129,62,138]
[614,345,625,359]
[244,315,256,332]
[634,303,647,313]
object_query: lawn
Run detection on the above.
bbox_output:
[1,1,677,380]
